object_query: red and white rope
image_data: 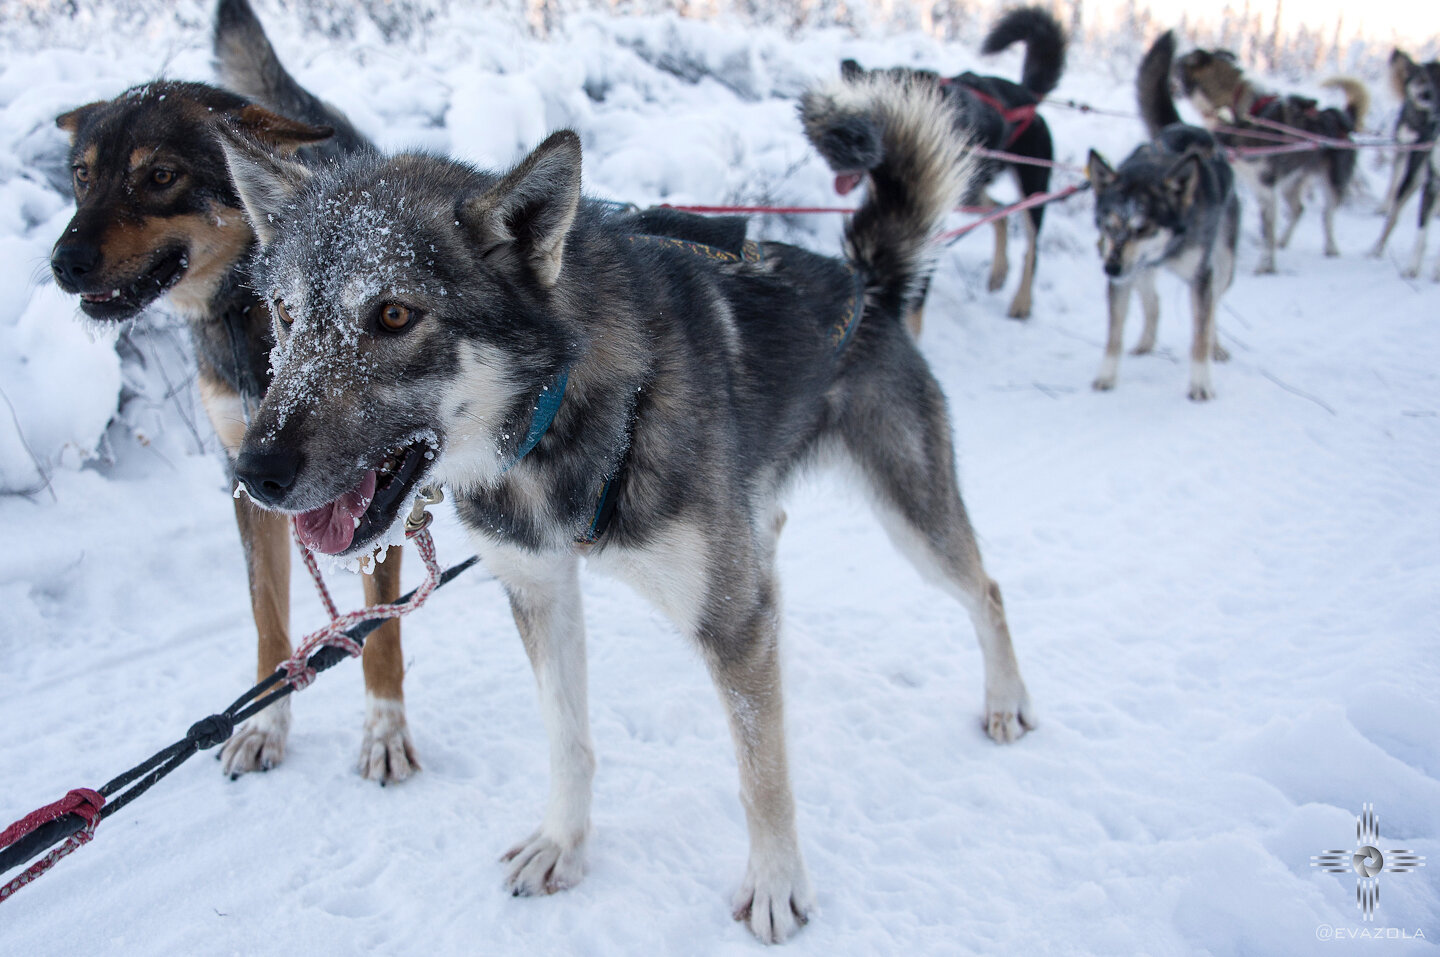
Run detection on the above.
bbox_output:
[0,788,104,904]
[282,523,442,691]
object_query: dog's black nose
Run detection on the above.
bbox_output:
[51,242,100,291]
[1103,260,1124,278]
[235,448,302,508]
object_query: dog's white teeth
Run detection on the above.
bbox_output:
[109,288,121,299]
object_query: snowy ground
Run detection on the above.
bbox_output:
[2,5,1438,955]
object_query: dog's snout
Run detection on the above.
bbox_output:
[1103,258,1124,278]
[235,448,302,508]
[51,242,100,291]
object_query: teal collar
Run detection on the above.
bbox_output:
[502,366,569,472]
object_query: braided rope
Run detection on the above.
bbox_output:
[0,789,103,903]
[279,524,442,692]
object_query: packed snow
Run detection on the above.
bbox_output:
[1,3,1437,954]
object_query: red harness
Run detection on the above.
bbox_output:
[940,78,1037,149]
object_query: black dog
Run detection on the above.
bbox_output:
[831,5,1066,324]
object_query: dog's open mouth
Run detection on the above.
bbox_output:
[77,249,188,319]
[834,172,864,196]
[294,441,432,556]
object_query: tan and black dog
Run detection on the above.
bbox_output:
[1174,42,1368,273]
[49,0,418,784]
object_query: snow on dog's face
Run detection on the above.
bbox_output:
[219,130,583,558]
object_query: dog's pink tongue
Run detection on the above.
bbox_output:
[295,470,378,555]
[834,172,864,196]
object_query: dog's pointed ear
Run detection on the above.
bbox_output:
[460,129,582,288]
[215,124,313,246]
[56,101,105,139]
[1164,152,1204,209]
[1086,149,1117,191]
[229,104,333,156]
[840,59,865,82]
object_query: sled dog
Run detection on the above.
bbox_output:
[49,0,417,782]
[1174,38,1368,273]
[1372,49,1440,280]
[831,5,1067,325]
[219,73,1033,942]
[1086,31,1240,400]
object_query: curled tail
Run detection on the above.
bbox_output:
[1321,76,1370,130]
[800,75,974,323]
[1137,31,1181,137]
[980,6,1068,98]
[213,0,371,157]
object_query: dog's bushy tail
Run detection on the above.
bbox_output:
[213,0,371,156]
[1321,76,1370,130]
[980,6,1068,98]
[1137,30,1182,138]
[800,75,974,323]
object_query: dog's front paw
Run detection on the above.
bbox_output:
[1212,343,1230,362]
[1188,382,1215,401]
[359,696,419,785]
[502,828,588,896]
[984,680,1035,744]
[1255,260,1277,276]
[1401,264,1420,279]
[1368,244,1385,260]
[219,698,291,778]
[1091,375,1116,392]
[732,855,814,944]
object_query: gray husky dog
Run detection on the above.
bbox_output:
[218,73,1033,942]
[1086,31,1240,401]
[1372,49,1440,280]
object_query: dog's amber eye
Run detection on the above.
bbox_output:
[151,168,175,187]
[72,165,89,187]
[273,299,294,325]
[378,303,414,332]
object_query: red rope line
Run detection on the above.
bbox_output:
[0,789,103,904]
[934,183,1089,245]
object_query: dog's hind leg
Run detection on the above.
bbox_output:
[1278,173,1307,251]
[220,498,293,777]
[1188,268,1220,401]
[487,545,594,897]
[1007,207,1039,319]
[358,545,418,784]
[1256,184,1279,274]
[1006,161,1049,319]
[1131,269,1160,355]
[986,198,1010,293]
[1371,153,1425,256]
[1405,174,1438,279]
[838,363,1033,743]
